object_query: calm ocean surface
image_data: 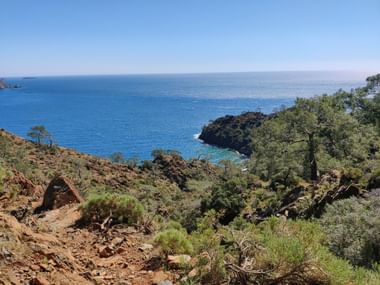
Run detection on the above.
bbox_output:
[0,71,368,162]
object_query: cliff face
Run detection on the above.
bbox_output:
[199,112,268,156]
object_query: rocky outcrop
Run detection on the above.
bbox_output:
[152,153,217,190]
[153,154,190,189]
[199,112,269,156]
[37,176,83,212]
[5,170,44,197]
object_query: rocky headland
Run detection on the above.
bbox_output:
[199,111,270,156]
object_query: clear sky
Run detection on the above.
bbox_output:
[1,0,379,76]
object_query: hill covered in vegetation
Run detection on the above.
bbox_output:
[0,74,380,284]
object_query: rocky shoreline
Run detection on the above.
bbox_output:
[199,111,269,156]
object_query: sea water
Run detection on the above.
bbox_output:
[0,71,368,162]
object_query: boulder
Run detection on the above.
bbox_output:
[38,176,83,212]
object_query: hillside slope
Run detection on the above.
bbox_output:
[1,124,379,284]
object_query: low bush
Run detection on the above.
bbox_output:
[340,167,364,185]
[141,160,154,170]
[187,216,380,285]
[154,228,193,257]
[80,193,144,225]
[321,196,380,268]
[189,210,226,285]
[162,220,185,232]
[109,152,125,164]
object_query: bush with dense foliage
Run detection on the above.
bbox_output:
[192,213,380,285]
[186,216,380,285]
[80,192,144,225]
[154,228,193,257]
[201,177,248,224]
[321,196,380,268]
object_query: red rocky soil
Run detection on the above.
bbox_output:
[0,190,175,285]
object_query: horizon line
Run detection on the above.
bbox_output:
[2,69,377,78]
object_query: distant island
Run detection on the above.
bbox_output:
[0,79,20,89]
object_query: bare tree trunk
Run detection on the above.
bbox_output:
[308,134,318,181]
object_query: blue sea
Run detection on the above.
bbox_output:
[0,71,368,162]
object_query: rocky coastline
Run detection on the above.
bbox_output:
[199,111,269,156]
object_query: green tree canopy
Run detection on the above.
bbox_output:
[201,177,247,224]
[250,95,377,183]
[27,125,53,146]
[109,152,126,164]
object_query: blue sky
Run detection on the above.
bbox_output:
[1,0,379,76]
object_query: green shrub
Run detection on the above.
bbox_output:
[341,167,364,185]
[125,156,139,168]
[154,228,193,257]
[141,160,154,170]
[152,149,182,160]
[185,179,213,193]
[186,214,380,284]
[201,178,247,224]
[190,210,226,285]
[80,193,144,225]
[321,196,380,268]
[162,220,185,232]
